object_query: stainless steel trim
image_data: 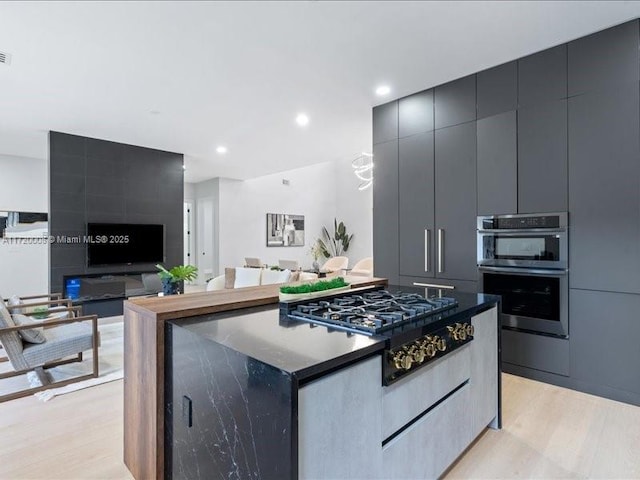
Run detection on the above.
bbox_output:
[478,266,568,277]
[477,212,568,230]
[437,229,444,273]
[424,229,430,272]
[412,282,455,290]
[478,228,567,235]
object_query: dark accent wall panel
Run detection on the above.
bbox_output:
[49,132,184,295]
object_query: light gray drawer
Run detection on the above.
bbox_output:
[383,383,472,479]
[382,344,470,439]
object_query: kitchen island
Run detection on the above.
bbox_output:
[122,276,388,480]
[164,286,500,479]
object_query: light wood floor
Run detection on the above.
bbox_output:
[0,374,638,479]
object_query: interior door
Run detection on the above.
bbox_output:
[197,197,214,284]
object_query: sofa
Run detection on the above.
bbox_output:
[206,267,317,291]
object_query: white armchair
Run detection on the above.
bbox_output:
[321,256,349,273]
[350,257,374,278]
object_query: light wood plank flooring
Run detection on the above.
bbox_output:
[0,373,638,479]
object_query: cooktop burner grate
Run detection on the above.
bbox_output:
[284,290,458,335]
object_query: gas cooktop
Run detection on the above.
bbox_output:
[282,289,458,335]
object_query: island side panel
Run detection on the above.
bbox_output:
[123,306,164,480]
[470,306,500,436]
[167,322,294,480]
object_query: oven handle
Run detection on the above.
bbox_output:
[478,229,567,235]
[478,266,568,277]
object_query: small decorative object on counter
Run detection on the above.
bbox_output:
[156,264,198,296]
[279,277,350,301]
[309,240,324,271]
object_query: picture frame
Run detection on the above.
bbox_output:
[266,213,304,247]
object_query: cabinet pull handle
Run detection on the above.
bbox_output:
[437,229,444,273]
[413,282,455,290]
[424,229,430,272]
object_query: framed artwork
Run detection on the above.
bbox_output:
[0,211,48,238]
[266,213,304,247]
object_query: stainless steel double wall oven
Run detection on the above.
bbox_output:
[477,212,568,338]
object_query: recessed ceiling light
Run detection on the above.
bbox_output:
[149,110,161,115]
[216,146,228,154]
[375,85,391,96]
[295,113,310,127]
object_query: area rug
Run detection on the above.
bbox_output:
[26,321,124,401]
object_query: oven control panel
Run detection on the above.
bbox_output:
[383,322,474,385]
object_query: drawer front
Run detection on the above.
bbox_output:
[382,344,471,439]
[382,384,472,479]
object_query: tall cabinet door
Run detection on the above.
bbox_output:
[568,84,640,294]
[435,122,478,281]
[373,140,399,284]
[399,132,435,278]
[476,111,517,215]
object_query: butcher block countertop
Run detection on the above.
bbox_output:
[125,275,387,321]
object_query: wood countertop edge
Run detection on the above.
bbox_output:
[124,277,388,322]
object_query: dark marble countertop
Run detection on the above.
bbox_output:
[170,285,499,382]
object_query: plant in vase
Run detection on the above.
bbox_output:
[318,218,353,258]
[309,240,324,271]
[156,264,198,295]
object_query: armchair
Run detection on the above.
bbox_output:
[320,256,349,273]
[0,296,99,403]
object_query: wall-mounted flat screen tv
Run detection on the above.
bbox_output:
[87,223,164,266]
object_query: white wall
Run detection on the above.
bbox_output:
[334,158,373,268]
[215,159,372,273]
[0,155,49,297]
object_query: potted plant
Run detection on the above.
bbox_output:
[309,240,324,271]
[318,218,354,258]
[156,264,198,295]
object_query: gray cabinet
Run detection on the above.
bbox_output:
[568,85,640,294]
[398,132,434,278]
[398,276,478,293]
[372,140,399,284]
[568,19,639,96]
[477,62,517,119]
[502,329,570,376]
[435,122,477,281]
[517,100,567,213]
[399,90,433,138]
[373,101,398,144]
[434,75,476,129]
[476,111,517,215]
[518,45,567,107]
[570,289,640,395]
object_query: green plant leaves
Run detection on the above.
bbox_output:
[280,277,349,294]
[319,218,353,257]
[156,264,198,283]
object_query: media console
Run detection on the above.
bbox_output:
[63,271,162,316]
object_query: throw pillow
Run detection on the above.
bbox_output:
[224,268,236,289]
[12,314,46,344]
[7,295,24,314]
[261,269,291,285]
[234,267,262,288]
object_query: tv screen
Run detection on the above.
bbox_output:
[87,223,164,266]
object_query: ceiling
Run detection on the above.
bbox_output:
[1,1,640,183]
